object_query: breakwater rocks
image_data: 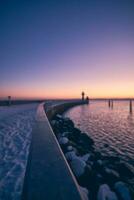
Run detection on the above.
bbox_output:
[51,114,133,200]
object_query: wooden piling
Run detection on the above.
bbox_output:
[108,100,111,108]
[111,100,113,109]
[130,100,133,114]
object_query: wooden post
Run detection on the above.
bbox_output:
[111,100,113,109]
[108,99,111,108]
[130,100,132,114]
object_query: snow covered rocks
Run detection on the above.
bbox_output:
[97,184,118,200]
[51,114,133,200]
[59,137,69,145]
[114,182,131,200]
[70,157,86,178]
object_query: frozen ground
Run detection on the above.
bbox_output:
[0,104,38,200]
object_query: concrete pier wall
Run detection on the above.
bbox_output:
[22,100,87,200]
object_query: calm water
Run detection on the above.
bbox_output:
[64,100,134,171]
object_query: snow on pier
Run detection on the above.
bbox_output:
[0,104,38,200]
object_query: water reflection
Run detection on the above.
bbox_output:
[65,100,134,166]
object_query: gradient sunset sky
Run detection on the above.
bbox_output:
[0,0,134,99]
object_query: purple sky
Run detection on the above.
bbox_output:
[0,0,134,99]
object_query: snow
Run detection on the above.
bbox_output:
[97,184,118,200]
[70,157,86,178]
[67,145,73,151]
[65,151,77,161]
[0,104,38,200]
[114,181,131,200]
[59,137,69,145]
[81,154,90,162]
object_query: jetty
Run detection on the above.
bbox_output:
[22,99,88,200]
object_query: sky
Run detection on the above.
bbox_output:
[0,0,134,99]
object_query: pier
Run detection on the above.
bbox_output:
[22,100,87,200]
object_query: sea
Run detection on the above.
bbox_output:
[64,100,134,189]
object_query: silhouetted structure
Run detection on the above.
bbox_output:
[130,100,133,114]
[81,91,85,100]
[86,96,89,104]
[108,100,111,108]
[111,100,113,108]
[86,96,89,101]
[108,99,113,109]
[8,96,11,106]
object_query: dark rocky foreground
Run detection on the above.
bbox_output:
[51,114,133,200]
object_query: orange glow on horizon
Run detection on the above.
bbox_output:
[1,82,134,100]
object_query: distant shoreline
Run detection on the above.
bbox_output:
[0,98,134,106]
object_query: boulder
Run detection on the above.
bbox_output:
[70,157,86,178]
[55,114,63,119]
[64,118,74,127]
[65,151,77,161]
[81,154,91,162]
[79,186,89,200]
[69,128,82,142]
[116,162,133,178]
[51,120,56,126]
[67,145,73,151]
[94,151,102,160]
[93,160,104,171]
[114,181,131,200]
[103,167,120,185]
[79,133,94,147]
[59,137,69,145]
[61,131,70,137]
[97,184,118,200]
[78,164,93,188]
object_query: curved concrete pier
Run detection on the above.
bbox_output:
[22,100,87,200]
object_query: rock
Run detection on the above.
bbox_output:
[59,137,69,145]
[105,168,120,179]
[78,164,93,188]
[70,157,86,178]
[80,133,94,146]
[79,186,89,200]
[94,151,102,160]
[51,120,56,126]
[69,128,81,142]
[114,181,131,200]
[104,168,120,185]
[97,160,103,166]
[64,118,74,127]
[76,145,90,155]
[65,151,77,161]
[67,145,73,151]
[97,184,118,200]
[96,174,105,185]
[81,154,91,162]
[116,162,134,178]
[93,160,104,171]
[61,131,70,137]
[55,114,63,119]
